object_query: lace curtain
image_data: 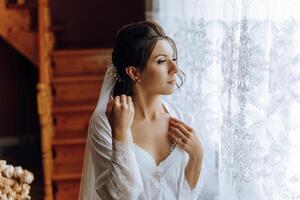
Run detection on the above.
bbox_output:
[146,0,300,199]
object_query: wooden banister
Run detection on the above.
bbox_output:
[37,0,55,199]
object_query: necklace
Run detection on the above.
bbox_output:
[168,141,176,155]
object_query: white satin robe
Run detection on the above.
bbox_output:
[87,97,205,200]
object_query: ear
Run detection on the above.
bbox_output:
[125,66,141,81]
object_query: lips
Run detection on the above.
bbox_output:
[168,80,176,84]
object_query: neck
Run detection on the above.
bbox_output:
[132,94,165,122]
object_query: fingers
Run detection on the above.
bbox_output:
[106,96,114,112]
[120,94,127,104]
[126,95,132,104]
[170,117,193,131]
[111,94,133,108]
[169,119,191,137]
[127,96,134,110]
[169,126,188,143]
[114,95,120,105]
[169,131,185,147]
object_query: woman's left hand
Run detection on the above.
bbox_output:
[169,117,203,161]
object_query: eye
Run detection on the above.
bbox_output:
[157,60,166,64]
[172,58,177,62]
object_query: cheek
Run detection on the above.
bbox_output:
[150,66,168,79]
[145,72,166,86]
[145,68,166,81]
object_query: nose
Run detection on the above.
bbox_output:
[170,59,179,74]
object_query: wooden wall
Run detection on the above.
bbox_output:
[0,37,39,138]
[50,0,145,48]
[0,36,44,199]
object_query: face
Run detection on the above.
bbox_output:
[137,39,179,95]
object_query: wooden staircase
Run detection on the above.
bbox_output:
[50,49,112,199]
[33,0,113,198]
[2,1,118,199]
[0,0,38,65]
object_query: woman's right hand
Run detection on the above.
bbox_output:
[105,94,135,142]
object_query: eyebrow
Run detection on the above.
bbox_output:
[152,54,174,59]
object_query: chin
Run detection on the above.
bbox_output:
[162,88,176,95]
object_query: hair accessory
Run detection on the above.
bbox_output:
[109,62,123,82]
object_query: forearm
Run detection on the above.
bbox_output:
[184,155,202,189]
[105,138,143,198]
[92,130,142,199]
[112,128,130,142]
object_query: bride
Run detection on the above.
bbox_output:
[78,21,205,200]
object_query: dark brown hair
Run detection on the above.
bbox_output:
[112,21,186,96]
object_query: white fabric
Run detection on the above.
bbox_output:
[78,65,206,200]
[146,0,300,199]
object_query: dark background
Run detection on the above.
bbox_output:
[0,0,145,198]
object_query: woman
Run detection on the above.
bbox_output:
[79,21,205,200]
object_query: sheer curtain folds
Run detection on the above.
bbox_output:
[146,0,300,199]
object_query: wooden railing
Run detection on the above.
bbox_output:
[37,0,55,199]
[0,0,38,65]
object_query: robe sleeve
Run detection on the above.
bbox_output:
[180,165,206,200]
[179,112,206,200]
[88,113,143,200]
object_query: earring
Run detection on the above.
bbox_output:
[135,78,141,83]
[133,76,141,83]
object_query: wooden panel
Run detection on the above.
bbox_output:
[49,0,145,48]
[53,108,93,139]
[54,130,88,140]
[52,75,103,106]
[52,49,111,76]
[50,49,111,200]
[53,142,85,175]
[54,179,80,200]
